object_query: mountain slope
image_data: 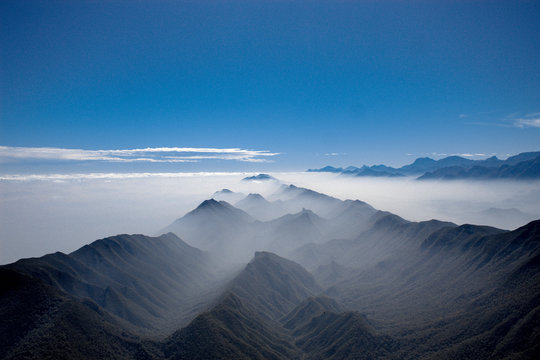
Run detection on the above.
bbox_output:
[0,268,157,360]
[6,233,221,334]
[164,252,323,359]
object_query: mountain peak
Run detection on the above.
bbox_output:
[196,198,221,209]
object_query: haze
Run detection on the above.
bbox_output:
[1,172,538,265]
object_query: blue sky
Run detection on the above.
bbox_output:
[1,0,540,172]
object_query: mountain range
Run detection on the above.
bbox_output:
[308,151,540,179]
[1,183,539,359]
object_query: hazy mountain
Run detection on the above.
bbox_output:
[342,166,404,177]
[212,188,246,203]
[163,199,256,262]
[3,184,540,359]
[235,193,286,221]
[319,220,540,359]
[257,209,328,255]
[164,252,322,360]
[269,184,343,217]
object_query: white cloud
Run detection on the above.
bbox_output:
[0,146,279,163]
[514,117,540,128]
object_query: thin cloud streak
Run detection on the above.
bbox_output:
[0,146,279,163]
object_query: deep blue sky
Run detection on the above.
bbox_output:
[1,0,540,172]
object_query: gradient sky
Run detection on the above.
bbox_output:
[1,0,540,172]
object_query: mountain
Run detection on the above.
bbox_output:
[164,251,397,360]
[258,209,328,255]
[270,184,343,217]
[0,268,157,360]
[212,188,246,203]
[163,199,255,261]
[290,311,397,360]
[280,296,343,330]
[164,252,322,360]
[307,165,343,173]
[308,151,540,179]
[5,233,222,334]
[3,184,540,359]
[472,207,536,230]
[319,220,540,359]
[235,193,286,221]
[419,155,540,180]
[242,173,277,181]
[342,166,404,177]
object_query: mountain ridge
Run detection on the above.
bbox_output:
[308,151,540,179]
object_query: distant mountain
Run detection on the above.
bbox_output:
[309,164,403,177]
[472,207,536,230]
[308,151,540,179]
[342,166,404,177]
[163,199,255,260]
[242,173,277,181]
[258,209,328,254]
[270,184,343,217]
[308,165,343,173]
[419,154,540,180]
[235,193,286,221]
[212,188,246,203]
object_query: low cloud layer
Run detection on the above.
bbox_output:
[0,146,279,163]
[1,172,539,264]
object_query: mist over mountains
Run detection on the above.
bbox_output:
[309,151,540,180]
[2,178,540,359]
